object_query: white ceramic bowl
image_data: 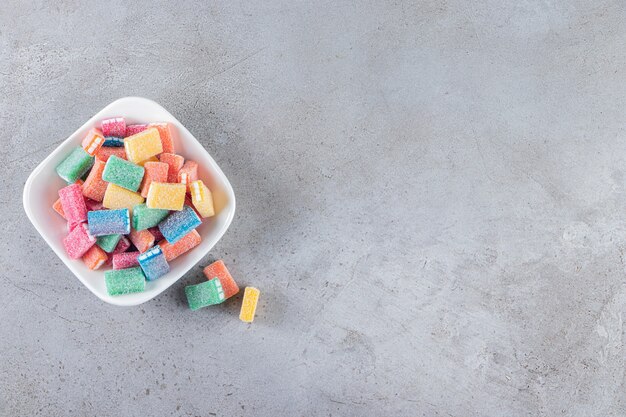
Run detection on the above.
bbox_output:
[22,97,236,306]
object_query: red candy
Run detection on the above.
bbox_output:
[63,223,96,259]
[58,183,88,226]
[148,226,164,242]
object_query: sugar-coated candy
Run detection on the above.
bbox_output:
[137,156,159,167]
[129,228,155,253]
[124,127,162,164]
[158,206,201,244]
[105,267,146,296]
[103,183,145,210]
[82,159,108,202]
[53,198,66,218]
[239,287,260,323]
[56,147,94,183]
[82,245,108,270]
[96,234,122,253]
[146,182,186,211]
[102,155,145,192]
[157,230,201,261]
[149,122,175,154]
[185,279,225,310]
[125,124,147,137]
[112,251,140,270]
[132,204,169,231]
[88,208,130,236]
[101,117,126,137]
[190,180,215,218]
[81,128,105,156]
[148,226,164,242]
[58,183,88,226]
[159,153,184,182]
[95,146,126,162]
[203,260,239,299]
[103,136,124,147]
[63,223,96,259]
[84,199,104,211]
[140,161,168,198]
[137,245,169,281]
[177,161,198,192]
[112,235,131,254]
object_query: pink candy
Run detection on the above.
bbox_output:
[112,251,141,270]
[63,223,96,259]
[101,117,126,137]
[58,184,87,226]
[84,198,104,211]
[125,124,148,137]
[112,236,131,254]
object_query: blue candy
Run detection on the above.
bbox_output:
[158,206,201,244]
[137,245,169,281]
[87,209,131,236]
[103,136,125,147]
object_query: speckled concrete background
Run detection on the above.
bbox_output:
[1,1,625,416]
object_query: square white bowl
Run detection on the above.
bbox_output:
[22,97,236,306]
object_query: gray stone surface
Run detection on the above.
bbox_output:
[1,1,625,416]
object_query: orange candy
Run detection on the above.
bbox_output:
[203,260,239,299]
[81,128,105,156]
[82,159,108,202]
[157,230,201,261]
[129,229,155,253]
[96,146,127,162]
[177,161,198,192]
[140,161,168,198]
[82,245,108,270]
[53,198,66,219]
[149,122,175,154]
[159,153,184,183]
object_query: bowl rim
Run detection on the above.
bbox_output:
[22,96,236,306]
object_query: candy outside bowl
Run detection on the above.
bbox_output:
[22,97,236,306]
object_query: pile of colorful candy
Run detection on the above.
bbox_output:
[53,117,259,322]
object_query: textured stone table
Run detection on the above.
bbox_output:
[1,1,625,416]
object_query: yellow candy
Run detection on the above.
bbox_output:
[190,180,215,218]
[146,182,186,211]
[103,183,145,210]
[137,156,159,167]
[239,287,260,323]
[124,127,163,164]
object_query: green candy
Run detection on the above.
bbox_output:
[105,267,146,296]
[185,279,225,310]
[96,234,122,253]
[132,204,170,231]
[55,147,94,183]
[102,155,145,192]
